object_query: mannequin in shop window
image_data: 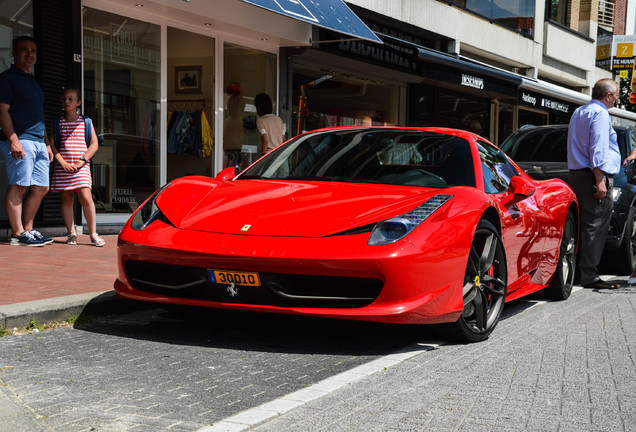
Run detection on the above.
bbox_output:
[254,93,286,156]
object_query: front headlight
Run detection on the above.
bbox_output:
[368,194,453,245]
[611,187,622,203]
[130,183,171,230]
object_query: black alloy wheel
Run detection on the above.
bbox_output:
[546,211,577,300]
[454,220,507,343]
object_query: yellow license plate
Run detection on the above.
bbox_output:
[210,269,261,287]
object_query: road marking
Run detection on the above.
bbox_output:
[197,343,440,432]
[198,285,588,431]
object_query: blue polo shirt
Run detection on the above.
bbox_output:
[0,64,45,142]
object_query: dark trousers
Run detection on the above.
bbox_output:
[568,169,614,285]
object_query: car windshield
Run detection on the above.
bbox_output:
[238,129,476,188]
[500,127,568,162]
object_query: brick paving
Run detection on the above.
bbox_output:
[247,285,636,432]
[1,233,636,431]
[0,234,118,305]
[0,307,419,431]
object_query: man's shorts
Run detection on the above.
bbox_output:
[0,139,49,187]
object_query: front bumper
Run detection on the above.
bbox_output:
[114,221,468,325]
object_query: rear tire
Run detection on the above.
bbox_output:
[453,220,507,343]
[545,211,577,300]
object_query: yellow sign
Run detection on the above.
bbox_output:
[617,43,634,58]
[597,44,611,59]
[620,70,629,78]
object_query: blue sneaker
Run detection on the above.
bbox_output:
[30,230,53,245]
[10,231,45,247]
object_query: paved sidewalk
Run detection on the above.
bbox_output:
[0,234,120,329]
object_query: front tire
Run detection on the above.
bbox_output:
[545,211,577,300]
[454,220,507,343]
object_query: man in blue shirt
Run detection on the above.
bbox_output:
[0,36,53,246]
[567,78,621,289]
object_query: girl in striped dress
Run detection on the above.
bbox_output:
[50,88,104,246]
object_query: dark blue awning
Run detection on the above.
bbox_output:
[241,0,382,43]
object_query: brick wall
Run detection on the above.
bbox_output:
[615,0,626,35]
[579,0,599,22]
[570,0,581,31]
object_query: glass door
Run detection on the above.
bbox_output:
[166,27,216,181]
[83,7,161,214]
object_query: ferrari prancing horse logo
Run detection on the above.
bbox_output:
[227,282,238,297]
[241,224,251,231]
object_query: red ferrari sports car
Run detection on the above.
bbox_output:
[115,126,578,342]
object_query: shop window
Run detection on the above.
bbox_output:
[223,43,277,171]
[291,61,401,136]
[83,8,161,213]
[0,3,34,224]
[436,91,490,139]
[519,108,548,128]
[498,102,514,145]
[167,27,215,182]
[447,0,535,38]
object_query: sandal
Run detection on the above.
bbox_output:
[90,233,106,247]
[66,234,77,245]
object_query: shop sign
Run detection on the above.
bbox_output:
[111,23,136,66]
[520,90,571,115]
[461,74,484,90]
[113,188,137,205]
[336,39,417,71]
[596,34,636,71]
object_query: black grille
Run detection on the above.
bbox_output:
[125,261,383,308]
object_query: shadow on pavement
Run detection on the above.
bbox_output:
[75,296,455,355]
[74,293,543,356]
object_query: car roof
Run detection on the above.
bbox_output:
[515,123,627,132]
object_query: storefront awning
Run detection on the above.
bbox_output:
[240,0,382,43]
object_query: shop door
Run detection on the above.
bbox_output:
[166,27,216,181]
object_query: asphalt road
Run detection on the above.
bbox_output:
[1,283,635,431]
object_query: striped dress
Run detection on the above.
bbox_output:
[51,116,92,191]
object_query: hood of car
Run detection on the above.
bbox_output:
[158,178,442,237]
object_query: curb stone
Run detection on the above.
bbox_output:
[0,290,131,330]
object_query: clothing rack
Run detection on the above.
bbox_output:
[168,99,206,111]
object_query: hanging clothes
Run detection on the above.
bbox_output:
[201,111,213,157]
[167,107,213,157]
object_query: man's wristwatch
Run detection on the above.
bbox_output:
[80,156,88,164]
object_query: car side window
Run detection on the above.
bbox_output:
[477,140,519,194]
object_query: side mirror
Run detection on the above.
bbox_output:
[215,166,237,182]
[509,175,535,197]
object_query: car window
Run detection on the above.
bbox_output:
[500,127,568,162]
[477,140,519,194]
[239,129,476,188]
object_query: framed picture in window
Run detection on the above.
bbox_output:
[175,65,202,94]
